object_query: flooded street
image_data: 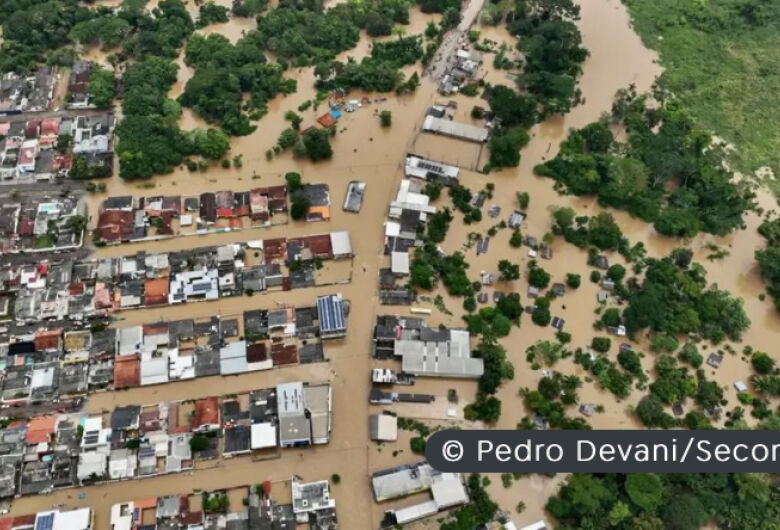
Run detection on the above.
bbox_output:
[11,0,780,527]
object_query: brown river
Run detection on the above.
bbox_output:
[11,0,780,527]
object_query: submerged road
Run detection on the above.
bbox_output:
[427,0,488,81]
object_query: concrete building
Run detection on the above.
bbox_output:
[422,116,489,143]
[329,230,353,258]
[369,414,398,442]
[291,478,336,515]
[277,382,311,447]
[404,155,460,184]
[277,382,333,447]
[250,423,277,451]
[389,179,435,216]
[396,328,483,378]
[34,508,93,530]
[374,462,468,528]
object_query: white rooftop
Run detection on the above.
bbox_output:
[404,155,459,182]
[277,381,305,417]
[251,422,277,450]
[422,115,489,142]
[397,329,483,378]
[330,230,352,256]
[431,475,469,509]
[391,252,410,275]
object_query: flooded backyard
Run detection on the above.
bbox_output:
[10,0,780,527]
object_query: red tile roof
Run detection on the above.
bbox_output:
[144,278,169,306]
[25,415,57,445]
[34,328,62,351]
[317,113,336,128]
[140,410,161,433]
[113,355,141,389]
[97,210,134,242]
[263,238,287,263]
[69,281,85,295]
[295,234,333,258]
[25,119,41,138]
[192,397,220,429]
[40,118,60,136]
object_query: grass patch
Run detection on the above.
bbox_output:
[623,0,780,187]
[34,235,54,249]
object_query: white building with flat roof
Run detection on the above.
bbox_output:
[422,116,489,143]
[404,155,459,184]
[389,179,436,222]
[110,502,134,530]
[251,422,277,450]
[397,329,483,378]
[35,508,93,530]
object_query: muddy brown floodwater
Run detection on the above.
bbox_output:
[12,0,780,528]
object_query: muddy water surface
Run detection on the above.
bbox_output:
[14,0,780,528]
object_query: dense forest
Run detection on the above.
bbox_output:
[0,0,93,72]
[484,0,588,169]
[117,55,232,179]
[623,253,750,343]
[180,33,297,135]
[100,0,236,179]
[535,86,755,237]
[756,216,780,312]
[315,35,424,93]
[547,472,780,529]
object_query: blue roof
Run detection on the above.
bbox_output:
[317,295,346,333]
[330,109,342,119]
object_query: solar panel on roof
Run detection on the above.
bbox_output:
[35,513,55,530]
[317,296,345,332]
[417,161,444,174]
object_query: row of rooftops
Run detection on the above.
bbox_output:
[0,507,93,530]
[0,112,114,183]
[109,478,337,530]
[3,233,352,324]
[98,186,289,243]
[378,158,452,304]
[403,154,460,185]
[0,295,346,406]
[0,67,57,115]
[381,177,431,303]
[0,197,85,254]
[0,381,332,500]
